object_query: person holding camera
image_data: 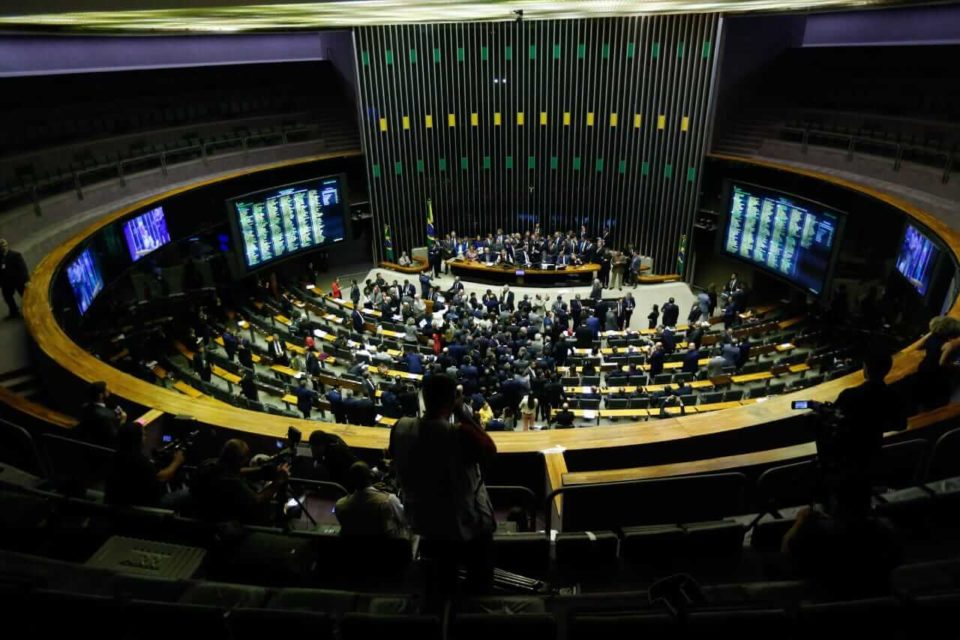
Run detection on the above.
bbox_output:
[335,461,409,539]
[105,422,187,509]
[390,374,497,597]
[190,439,290,525]
[75,381,127,446]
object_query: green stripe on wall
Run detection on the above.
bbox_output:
[595,157,604,172]
[664,163,673,179]
[409,48,417,64]
[506,155,513,169]
[529,44,537,60]
[577,43,586,59]
[372,163,381,178]
[483,155,491,169]
[677,42,685,59]
[394,161,402,174]
[457,47,465,62]
[641,161,650,176]
[618,159,627,174]
[433,47,441,63]
[651,42,660,59]
[416,159,424,173]
[626,42,635,58]
[687,166,696,182]
[481,46,489,61]
[361,51,370,66]
[439,157,447,171]
[553,43,561,59]
[573,156,581,171]
[702,41,712,58]
[601,43,610,59]
[505,45,513,60]
[550,155,558,169]
[385,49,394,65]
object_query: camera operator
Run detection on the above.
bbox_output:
[190,438,290,525]
[105,422,187,509]
[390,374,497,599]
[782,349,907,591]
[292,430,358,489]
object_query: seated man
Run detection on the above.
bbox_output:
[75,381,127,446]
[554,402,576,428]
[397,251,413,267]
[335,461,408,538]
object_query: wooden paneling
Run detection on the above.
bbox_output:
[355,16,720,273]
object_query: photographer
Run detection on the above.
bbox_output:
[390,374,497,597]
[190,439,290,525]
[335,461,409,539]
[105,422,186,509]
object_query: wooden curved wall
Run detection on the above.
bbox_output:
[22,152,960,457]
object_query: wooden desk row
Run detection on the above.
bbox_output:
[550,399,759,422]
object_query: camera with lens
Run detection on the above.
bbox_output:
[254,426,302,479]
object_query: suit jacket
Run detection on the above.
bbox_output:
[351,310,364,333]
[682,349,701,373]
[501,291,515,311]
[0,249,28,288]
[237,346,254,369]
[270,339,287,361]
[76,403,120,446]
[662,303,680,327]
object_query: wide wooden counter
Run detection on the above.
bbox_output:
[20,152,960,460]
[448,258,600,286]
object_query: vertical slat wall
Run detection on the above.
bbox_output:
[355,15,719,273]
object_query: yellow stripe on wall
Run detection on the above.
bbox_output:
[657,114,666,130]
[540,112,548,125]
[634,113,642,128]
[610,113,618,127]
[448,113,456,127]
[379,118,388,132]
[681,116,690,132]
[587,112,595,126]
[517,112,525,125]
[563,112,571,126]
[425,114,433,128]
[402,115,410,130]
[494,112,502,126]
[471,112,479,126]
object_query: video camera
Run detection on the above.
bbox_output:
[254,426,302,477]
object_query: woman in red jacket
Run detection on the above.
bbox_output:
[331,277,342,299]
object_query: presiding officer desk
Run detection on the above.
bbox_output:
[447,256,601,286]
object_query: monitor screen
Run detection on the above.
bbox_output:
[122,205,171,262]
[228,175,347,270]
[66,247,103,315]
[896,224,939,296]
[722,183,841,295]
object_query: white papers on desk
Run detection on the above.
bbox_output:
[582,410,597,420]
[305,284,315,290]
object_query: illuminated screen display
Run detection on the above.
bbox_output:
[723,183,841,295]
[66,247,103,315]
[122,206,171,261]
[896,224,939,296]
[228,175,347,270]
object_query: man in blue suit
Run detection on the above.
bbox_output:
[681,345,701,375]
[351,308,365,334]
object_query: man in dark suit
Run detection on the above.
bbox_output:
[192,348,212,382]
[570,295,583,328]
[240,371,259,403]
[75,381,126,446]
[326,387,346,423]
[429,243,443,277]
[661,326,677,355]
[661,297,680,327]
[294,380,318,419]
[361,372,377,401]
[237,339,254,369]
[269,334,289,366]
[221,329,238,361]
[350,280,361,306]
[0,239,29,318]
[554,403,576,429]
[351,308,365,334]
[681,345,701,375]
[648,343,665,378]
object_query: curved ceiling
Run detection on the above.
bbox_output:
[0,0,930,32]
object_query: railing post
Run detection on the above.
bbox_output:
[118,160,126,187]
[201,142,207,165]
[32,184,41,217]
[801,129,809,154]
[73,172,84,200]
[242,136,248,154]
[894,144,903,172]
[161,152,168,176]
[944,153,953,185]
[846,136,855,161]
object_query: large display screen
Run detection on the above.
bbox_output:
[66,247,104,315]
[896,224,939,296]
[122,205,171,262]
[228,175,347,270]
[723,183,841,295]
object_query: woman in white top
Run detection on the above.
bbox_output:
[518,394,538,431]
[398,252,412,267]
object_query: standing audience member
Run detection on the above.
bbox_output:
[647,304,660,330]
[390,375,497,597]
[0,238,28,319]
